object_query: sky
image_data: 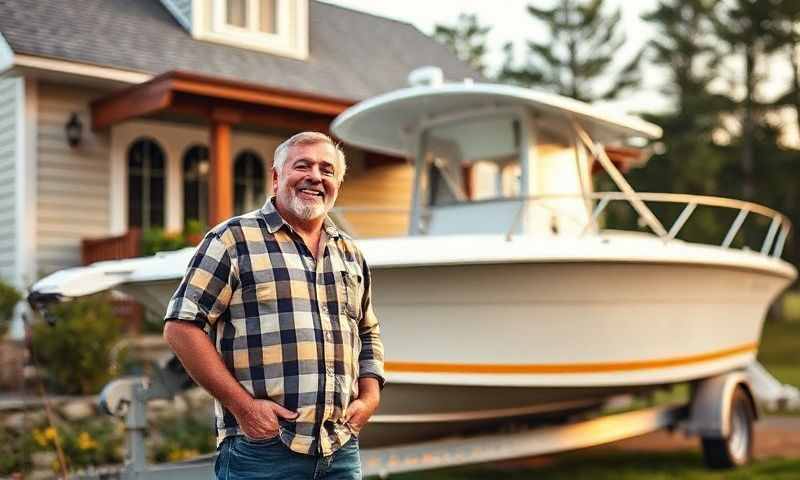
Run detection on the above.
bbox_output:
[321,0,667,113]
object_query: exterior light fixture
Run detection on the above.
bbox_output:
[65,113,83,148]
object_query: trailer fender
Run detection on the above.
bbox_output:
[688,371,757,439]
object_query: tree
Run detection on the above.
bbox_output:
[636,0,728,194]
[600,0,731,245]
[433,13,490,75]
[713,0,781,200]
[764,2,800,137]
[499,0,642,103]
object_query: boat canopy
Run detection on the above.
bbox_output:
[331,82,663,157]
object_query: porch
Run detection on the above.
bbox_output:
[81,70,409,264]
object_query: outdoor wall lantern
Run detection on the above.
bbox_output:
[65,113,83,148]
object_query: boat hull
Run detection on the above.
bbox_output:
[373,261,786,388]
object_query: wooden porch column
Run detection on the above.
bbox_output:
[209,120,233,226]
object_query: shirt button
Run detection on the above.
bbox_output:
[325,331,333,341]
[321,304,328,314]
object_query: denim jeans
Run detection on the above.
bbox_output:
[214,435,361,480]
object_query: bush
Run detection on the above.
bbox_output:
[141,228,190,256]
[0,416,125,476]
[150,412,216,463]
[31,295,124,395]
[0,280,22,337]
[0,426,34,475]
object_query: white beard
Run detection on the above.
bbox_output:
[287,190,327,220]
[278,175,335,221]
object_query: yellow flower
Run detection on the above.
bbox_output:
[44,427,59,441]
[32,428,48,447]
[77,431,98,450]
[167,448,200,462]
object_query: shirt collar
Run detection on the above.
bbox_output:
[260,197,341,238]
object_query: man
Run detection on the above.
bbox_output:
[163,132,384,480]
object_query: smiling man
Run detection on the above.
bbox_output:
[163,132,385,480]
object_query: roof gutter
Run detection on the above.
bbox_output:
[0,48,153,85]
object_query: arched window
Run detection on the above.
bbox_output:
[128,138,165,229]
[183,145,210,227]
[234,150,266,214]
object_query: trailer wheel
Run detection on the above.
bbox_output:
[701,386,754,469]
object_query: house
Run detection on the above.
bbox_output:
[0,0,480,292]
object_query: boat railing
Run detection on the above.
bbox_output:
[507,191,791,258]
[331,192,792,259]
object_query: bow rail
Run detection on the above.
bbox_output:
[332,191,792,260]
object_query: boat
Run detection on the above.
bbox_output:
[28,71,797,449]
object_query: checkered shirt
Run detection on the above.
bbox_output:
[164,199,385,456]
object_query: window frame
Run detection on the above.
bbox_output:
[197,0,308,59]
[127,137,167,230]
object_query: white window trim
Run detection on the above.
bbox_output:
[110,121,277,235]
[193,0,308,60]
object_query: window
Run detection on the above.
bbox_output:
[195,0,308,59]
[225,0,276,33]
[234,150,266,214]
[128,138,166,229]
[183,145,210,227]
[422,115,522,206]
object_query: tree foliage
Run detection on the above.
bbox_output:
[499,0,642,103]
[433,13,490,75]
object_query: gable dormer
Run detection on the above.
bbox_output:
[161,0,308,60]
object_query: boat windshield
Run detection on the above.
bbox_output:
[422,115,522,207]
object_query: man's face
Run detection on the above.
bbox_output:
[273,142,341,222]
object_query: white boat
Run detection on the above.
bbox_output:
[29,74,797,449]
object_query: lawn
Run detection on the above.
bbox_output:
[388,320,800,479]
[758,320,800,387]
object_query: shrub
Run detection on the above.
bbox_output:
[30,419,124,470]
[0,426,34,475]
[150,411,216,463]
[141,228,190,256]
[30,295,124,395]
[0,280,22,337]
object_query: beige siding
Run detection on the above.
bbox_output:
[0,79,18,282]
[336,163,414,237]
[36,83,110,276]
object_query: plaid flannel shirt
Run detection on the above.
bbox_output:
[164,199,385,456]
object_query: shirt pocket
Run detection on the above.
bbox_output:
[341,271,363,321]
[252,283,279,322]
[255,283,275,302]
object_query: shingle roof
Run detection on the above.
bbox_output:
[0,0,482,101]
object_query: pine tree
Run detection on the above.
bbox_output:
[712,0,780,200]
[499,0,641,103]
[637,0,727,194]
[607,0,730,244]
[765,2,800,138]
[433,13,490,75]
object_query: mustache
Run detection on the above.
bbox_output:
[296,181,324,192]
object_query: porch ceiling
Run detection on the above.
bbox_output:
[90,70,355,131]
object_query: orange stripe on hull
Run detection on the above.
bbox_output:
[385,343,758,374]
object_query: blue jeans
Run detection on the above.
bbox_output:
[215,435,361,480]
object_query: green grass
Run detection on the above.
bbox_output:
[764,364,800,389]
[390,452,800,480]
[758,321,800,375]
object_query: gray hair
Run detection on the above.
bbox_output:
[273,131,347,181]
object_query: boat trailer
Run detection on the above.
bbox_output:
[84,358,797,479]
